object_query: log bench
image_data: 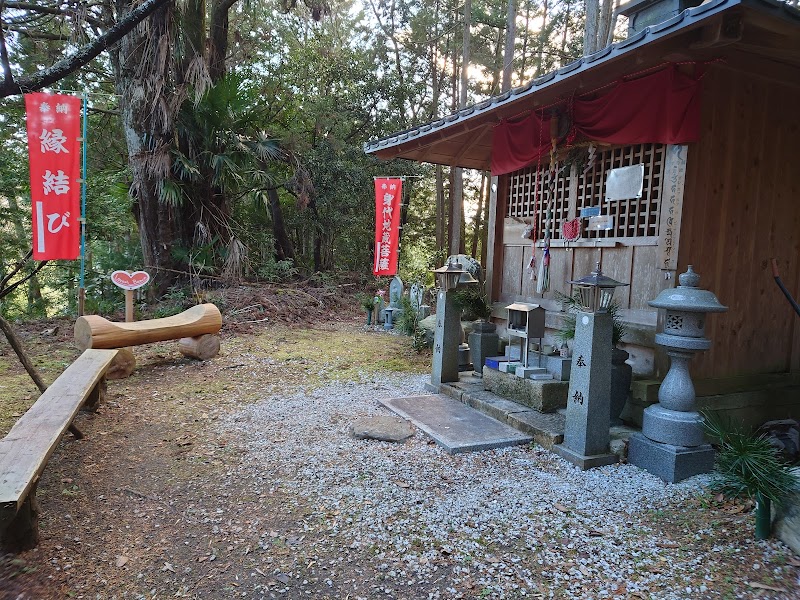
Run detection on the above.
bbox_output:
[0,348,118,552]
[74,304,222,377]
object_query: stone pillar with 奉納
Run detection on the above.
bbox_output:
[553,262,628,469]
[553,311,617,469]
[426,260,477,392]
[628,266,728,483]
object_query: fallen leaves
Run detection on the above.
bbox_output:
[115,555,129,568]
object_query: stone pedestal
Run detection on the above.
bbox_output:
[428,290,461,391]
[553,312,618,470]
[469,320,499,376]
[628,434,714,482]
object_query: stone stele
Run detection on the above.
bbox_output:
[349,416,415,443]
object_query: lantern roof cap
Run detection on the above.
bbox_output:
[568,262,629,289]
[649,265,728,313]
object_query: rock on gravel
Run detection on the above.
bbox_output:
[349,415,416,443]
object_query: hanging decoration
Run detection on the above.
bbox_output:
[25,92,82,260]
[562,218,581,242]
[537,210,552,295]
[372,178,403,276]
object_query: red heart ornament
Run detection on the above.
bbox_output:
[111,270,151,290]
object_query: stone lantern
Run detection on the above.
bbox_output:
[629,265,728,482]
[569,262,629,313]
[427,260,477,390]
[553,262,628,469]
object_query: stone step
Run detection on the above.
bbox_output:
[440,376,565,450]
[379,394,533,454]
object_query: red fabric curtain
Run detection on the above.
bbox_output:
[490,112,553,177]
[490,65,702,176]
[572,66,701,144]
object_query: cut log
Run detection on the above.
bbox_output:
[178,334,221,360]
[74,303,222,351]
[105,348,136,380]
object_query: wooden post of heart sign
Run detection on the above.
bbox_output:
[110,271,151,322]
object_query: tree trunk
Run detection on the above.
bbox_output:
[267,188,295,261]
[537,0,550,74]
[501,0,516,93]
[584,0,600,55]
[113,1,183,294]
[450,0,471,257]
[480,174,491,267]
[435,165,446,252]
[470,172,486,257]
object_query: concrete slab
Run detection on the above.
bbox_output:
[379,394,533,455]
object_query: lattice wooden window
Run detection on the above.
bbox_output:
[505,161,570,240]
[505,143,666,242]
[576,143,665,240]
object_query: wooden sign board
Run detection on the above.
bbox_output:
[658,145,688,271]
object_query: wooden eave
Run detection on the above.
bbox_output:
[364,0,800,171]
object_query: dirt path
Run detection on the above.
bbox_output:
[2,320,800,599]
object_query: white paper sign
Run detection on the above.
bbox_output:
[605,164,644,201]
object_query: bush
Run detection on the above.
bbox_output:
[451,287,491,321]
[555,290,627,347]
[703,413,799,507]
[394,295,419,336]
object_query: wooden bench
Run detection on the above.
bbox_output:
[74,304,222,374]
[0,348,119,552]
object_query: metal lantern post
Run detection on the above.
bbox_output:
[427,259,477,391]
[629,265,727,482]
[554,262,629,469]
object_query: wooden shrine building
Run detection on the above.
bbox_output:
[365,0,800,425]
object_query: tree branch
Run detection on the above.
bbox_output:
[0,258,49,301]
[0,0,172,98]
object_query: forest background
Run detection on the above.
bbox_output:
[0,0,622,318]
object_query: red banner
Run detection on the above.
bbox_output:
[25,92,82,260]
[373,178,403,276]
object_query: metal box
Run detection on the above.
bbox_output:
[505,303,545,368]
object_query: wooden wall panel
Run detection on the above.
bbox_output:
[679,66,800,379]
[630,246,663,311]
[501,245,524,299]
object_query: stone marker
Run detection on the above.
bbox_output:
[553,312,618,469]
[349,416,415,443]
[469,320,499,376]
[389,276,404,307]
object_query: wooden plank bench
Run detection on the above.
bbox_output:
[0,348,119,552]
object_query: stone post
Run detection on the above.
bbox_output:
[553,311,618,469]
[427,289,462,391]
[469,320,499,376]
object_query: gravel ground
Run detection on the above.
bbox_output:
[3,323,799,599]
[215,372,800,600]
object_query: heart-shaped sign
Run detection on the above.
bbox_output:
[111,270,150,290]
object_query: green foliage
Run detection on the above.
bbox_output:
[394,294,420,336]
[452,287,491,321]
[702,413,799,508]
[151,286,194,319]
[555,291,628,347]
[356,293,376,313]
